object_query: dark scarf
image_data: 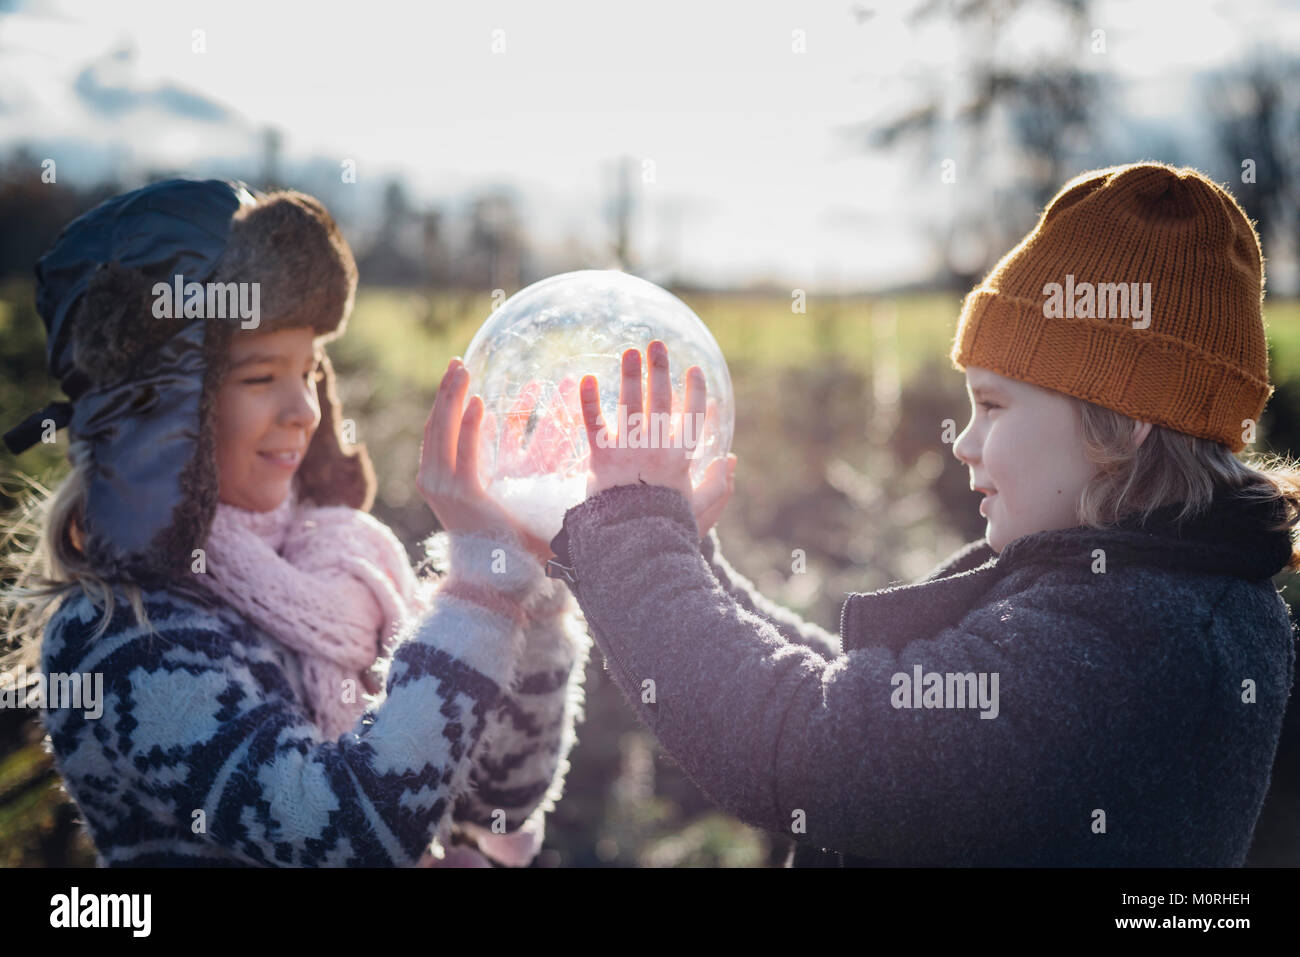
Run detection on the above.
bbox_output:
[841,485,1295,655]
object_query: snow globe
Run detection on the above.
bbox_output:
[462,270,734,542]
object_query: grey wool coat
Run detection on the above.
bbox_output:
[546,481,1297,867]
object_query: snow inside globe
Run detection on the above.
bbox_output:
[462,269,735,543]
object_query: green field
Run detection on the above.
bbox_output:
[338,287,1300,385]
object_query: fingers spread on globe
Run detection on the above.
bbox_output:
[580,340,706,501]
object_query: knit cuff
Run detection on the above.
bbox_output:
[565,482,698,546]
[438,579,529,629]
[445,529,549,604]
[523,575,574,620]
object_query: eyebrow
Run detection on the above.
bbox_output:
[231,349,323,370]
[969,383,1007,400]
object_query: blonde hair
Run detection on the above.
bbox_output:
[1071,397,1300,571]
[1,437,155,676]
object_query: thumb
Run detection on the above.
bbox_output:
[691,454,736,536]
[693,455,729,506]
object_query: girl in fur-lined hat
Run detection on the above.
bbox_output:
[1,179,586,867]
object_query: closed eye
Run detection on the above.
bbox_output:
[241,366,322,385]
[977,400,1001,411]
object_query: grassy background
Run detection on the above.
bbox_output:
[4,282,1300,866]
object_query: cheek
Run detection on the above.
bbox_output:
[1036,416,1091,491]
[987,413,1085,510]
[982,422,1048,517]
[980,423,1023,490]
[214,389,268,470]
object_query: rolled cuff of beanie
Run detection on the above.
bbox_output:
[950,288,1273,453]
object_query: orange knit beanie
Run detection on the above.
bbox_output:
[949,162,1271,453]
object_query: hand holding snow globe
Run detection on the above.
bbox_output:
[460,270,735,545]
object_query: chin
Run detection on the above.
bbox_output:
[244,484,293,512]
[265,482,294,508]
[985,524,1006,553]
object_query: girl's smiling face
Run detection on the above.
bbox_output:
[215,326,324,512]
[952,365,1100,552]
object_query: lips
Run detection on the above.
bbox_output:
[971,483,996,516]
[258,449,303,468]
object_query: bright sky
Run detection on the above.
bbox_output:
[2,0,1297,290]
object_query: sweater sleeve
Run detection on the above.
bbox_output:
[449,574,591,864]
[698,528,841,659]
[39,532,549,868]
[550,481,1184,864]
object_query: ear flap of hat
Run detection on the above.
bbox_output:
[295,350,376,512]
[70,262,182,388]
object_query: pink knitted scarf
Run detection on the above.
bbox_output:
[200,483,422,739]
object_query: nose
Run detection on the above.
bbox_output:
[952,414,977,467]
[279,376,321,433]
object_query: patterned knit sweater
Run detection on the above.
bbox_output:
[39,529,591,867]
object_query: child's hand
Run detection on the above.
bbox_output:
[581,340,728,537]
[483,376,581,480]
[691,452,738,538]
[418,358,553,564]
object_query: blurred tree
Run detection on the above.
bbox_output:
[463,189,525,293]
[421,208,450,287]
[0,149,120,281]
[356,178,425,285]
[1206,53,1300,286]
[605,156,636,272]
[848,0,1101,288]
[259,127,283,191]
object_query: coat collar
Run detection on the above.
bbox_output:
[841,486,1294,653]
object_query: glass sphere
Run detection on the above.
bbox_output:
[462,270,735,543]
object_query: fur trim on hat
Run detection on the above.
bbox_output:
[209,189,358,339]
